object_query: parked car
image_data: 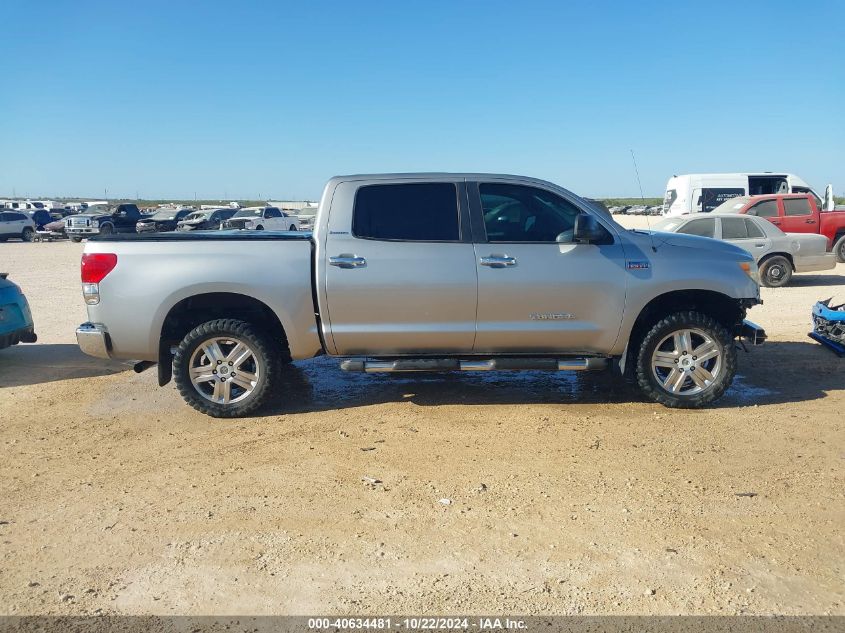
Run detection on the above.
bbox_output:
[654,213,837,287]
[0,273,36,349]
[176,208,237,232]
[711,194,845,263]
[44,218,68,238]
[662,173,822,216]
[65,204,142,242]
[76,173,766,417]
[0,212,36,242]
[136,208,194,233]
[222,206,299,231]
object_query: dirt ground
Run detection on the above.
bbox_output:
[1,219,843,616]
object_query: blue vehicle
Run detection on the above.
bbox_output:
[0,273,37,349]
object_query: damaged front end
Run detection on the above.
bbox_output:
[810,298,845,356]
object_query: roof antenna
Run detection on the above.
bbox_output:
[630,149,657,253]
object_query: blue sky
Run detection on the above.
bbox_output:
[2,0,843,200]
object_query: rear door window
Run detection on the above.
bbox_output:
[353,183,459,241]
[721,217,749,239]
[677,218,716,238]
[783,197,812,216]
[745,218,765,238]
[748,199,779,218]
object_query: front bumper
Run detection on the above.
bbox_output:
[739,319,767,346]
[76,322,111,359]
[66,227,100,235]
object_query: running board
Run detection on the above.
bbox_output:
[339,357,608,373]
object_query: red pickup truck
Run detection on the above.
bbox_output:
[712,194,845,262]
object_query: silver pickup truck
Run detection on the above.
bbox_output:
[76,173,766,417]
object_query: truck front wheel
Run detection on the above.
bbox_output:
[173,319,280,418]
[834,234,845,264]
[635,311,736,409]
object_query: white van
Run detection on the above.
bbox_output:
[662,173,821,216]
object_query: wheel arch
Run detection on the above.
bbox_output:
[758,251,794,268]
[158,292,289,385]
[621,289,746,376]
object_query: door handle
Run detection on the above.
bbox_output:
[480,255,517,268]
[805,219,816,224]
[329,255,367,269]
[754,243,766,247]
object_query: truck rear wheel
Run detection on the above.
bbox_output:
[70,236,82,243]
[173,319,280,418]
[635,311,736,409]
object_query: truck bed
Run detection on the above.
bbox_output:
[92,230,312,242]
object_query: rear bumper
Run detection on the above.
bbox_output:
[76,322,111,359]
[739,319,767,345]
[795,252,837,273]
[0,325,36,350]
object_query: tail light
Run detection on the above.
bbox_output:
[81,253,117,305]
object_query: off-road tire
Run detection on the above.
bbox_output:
[636,311,736,409]
[759,255,792,288]
[21,227,35,242]
[99,223,114,236]
[173,319,281,418]
[834,234,845,264]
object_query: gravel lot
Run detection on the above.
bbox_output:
[1,219,843,615]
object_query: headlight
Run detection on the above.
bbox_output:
[739,261,759,284]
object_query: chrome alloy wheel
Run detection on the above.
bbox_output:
[650,328,722,396]
[189,336,260,405]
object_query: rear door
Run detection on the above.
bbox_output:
[719,216,771,261]
[322,179,478,355]
[469,181,626,354]
[780,197,817,233]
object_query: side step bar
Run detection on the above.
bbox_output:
[340,357,608,373]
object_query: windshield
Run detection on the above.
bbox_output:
[652,218,683,232]
[151,209,181,220]
[183,212,207,222]
[233,208,263,218]
[711,196,751,214]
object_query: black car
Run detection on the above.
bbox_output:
[175,208,237,231]
[136,208,194,233]
[65,203,142,242]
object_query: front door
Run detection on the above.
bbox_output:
[323,180,478,356]
[470,182,627,355]
[779,196,816,233]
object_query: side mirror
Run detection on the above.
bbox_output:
[573,214,606,244]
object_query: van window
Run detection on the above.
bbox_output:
[784,198,812,216]
[353,183,459,241]
[662,189,677,213]
[749,176,788,195]
[748,199,779,218]
[678,218,715,238]
[721,217,749,239]
[701,188,744,212]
